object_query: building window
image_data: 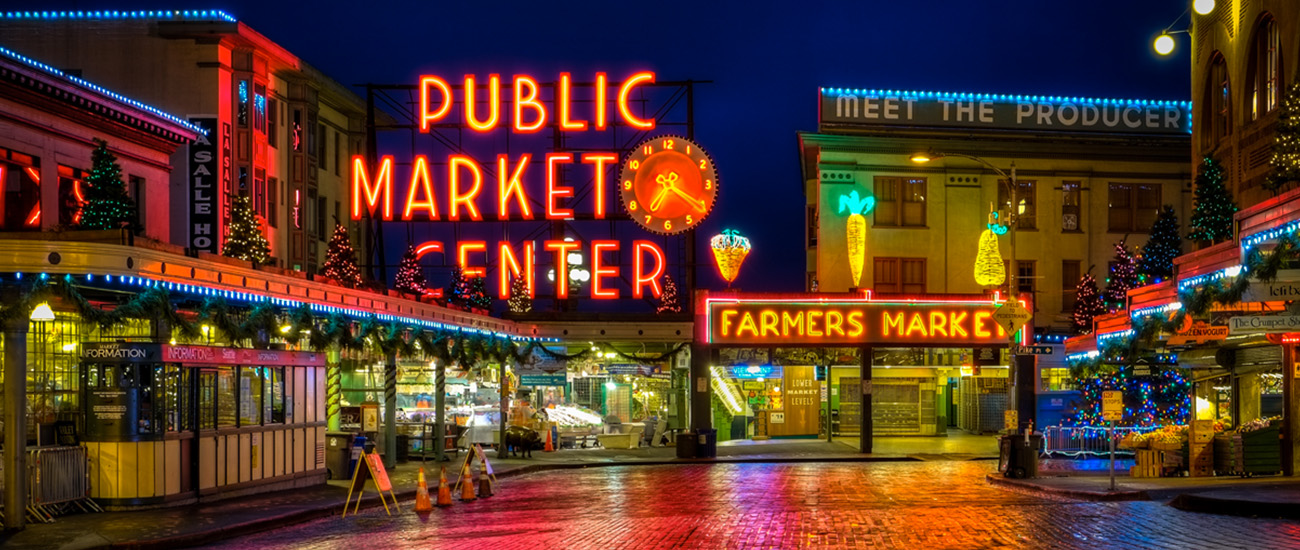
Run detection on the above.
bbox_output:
[1249,15,1281,121]
[334,132,342,176]
[130,175,145,230]
[1005,260,1035,300]
[253,84,267,134]
[1,155,42,231]
[1203,53,1230,148]
[265,367,286,424]
[1108,183,1160,232]
[806,204,817,247]
[1040,368,1076,392]
[306,188,317,238]
[319,127,329,172]
[268,99,278,149]
[254,169,266,218]
[1061,181,1081,232]
[873,176,926,227]
[239,367,263,426]
[997,179,1036,230]
[1061,260,1081,312]
[873,257,926,294]
[292,109,302,152]
[267,178,278,229]
[317,195,327,241]
[57,165,88,226]
[237,80,249,127]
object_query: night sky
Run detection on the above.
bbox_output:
[35,0,1192,295]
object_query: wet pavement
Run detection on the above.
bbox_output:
[200,461,1300,550]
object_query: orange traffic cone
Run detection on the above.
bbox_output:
[477,468,493,498]
[544,425,555,452]
[458,463,477,502]
[414,467,432,513]
[436,466,453,507]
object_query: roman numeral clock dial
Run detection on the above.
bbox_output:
[619,135,718,235]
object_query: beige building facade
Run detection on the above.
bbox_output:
[799,89,1193,334]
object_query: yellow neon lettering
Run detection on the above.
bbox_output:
[883,311,905,336]
[781,311,804,337]
[906,313,928,337]
[825,310,844,337]
[760,311,779,336]
[929,311,948,337]
[807,311,823,337]
[949,312,968,338]
[846,311,865,337]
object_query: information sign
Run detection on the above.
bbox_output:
[1102,391,1123,422]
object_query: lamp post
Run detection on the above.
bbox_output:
[911,151,1031,428]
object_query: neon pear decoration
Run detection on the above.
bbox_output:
[974,206,1006,286]
[838,190,875,287]
[710,229,752,288]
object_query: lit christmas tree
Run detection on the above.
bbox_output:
[1138,206,1182,284]
[1266,83,1300,193]
[445,267,470,308]
[323,223,363,288]
[77,139,138,231]
[467,276,492,310]
[1102,239,1138,313]
[1071,270,1105,335]
[393,245,426,295]
[507,276,532,314]
[1067,368,1190,427]
[656,274,682,314]
[1187,157,1237,243]
[221,195,271,265]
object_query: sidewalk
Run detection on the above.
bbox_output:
[0,437,972,550]
[988,468,1300,519]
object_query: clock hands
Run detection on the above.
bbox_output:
[650,171,708,213]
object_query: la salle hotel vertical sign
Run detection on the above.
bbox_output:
[188,117,220,253]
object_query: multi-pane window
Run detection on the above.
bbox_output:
[997,179,1036,230]
[1,150,42,231]
[253,84,267,134]
[334,132,342,176]
[873,176,926,227]
[268,99,278,149]
[806,204,817,247]
[874,257,925,294]
[1204,54,1231,147]
[1061,260,1081,312]
[130,175,145,230]
[1061,181,1081,232]
[267,178,279,229]
[57,165,87,226]
[317,195,328,241]
[1250,16,1281,121]
[237,80,249,127]
[1108,183,1161,233]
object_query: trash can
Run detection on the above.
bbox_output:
[676,431,698,459]
[351,435,368,476]
[396,434,411,461]
[1000,433,1042,479]
[696,428,718,459]
[325,432,355,480]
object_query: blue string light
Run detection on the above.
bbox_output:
[0,45,205,135]
[819,87,1190,109]
[0,10,236,23]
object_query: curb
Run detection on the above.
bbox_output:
[1169,493,1300,520]
[984,473,1150,502]
[95,455,926,550]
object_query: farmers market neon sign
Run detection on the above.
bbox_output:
[350,71,685,300]
[706,294,1027,346]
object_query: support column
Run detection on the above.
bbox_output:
[689,342,712,431]
[1015,354,1036,431]
[4,312,28,530]
[1283,346,1296,476]
[860,346,873,454]
[326,349,341,432]
[499,360,508,459]
[433,360,446,462]
[383,350,397,469]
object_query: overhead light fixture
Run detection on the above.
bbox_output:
[1154,33,1175,55]
[29,302,55,322]
[1193,0,1214,16]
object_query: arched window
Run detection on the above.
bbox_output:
[1203,53,1231,148]
[1249,15,1282,120]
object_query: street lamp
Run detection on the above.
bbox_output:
[911,150,1029,424]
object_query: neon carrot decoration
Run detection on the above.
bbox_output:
[837,190,875,287]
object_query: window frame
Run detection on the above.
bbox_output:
[1061,260,1081,313]
[1249,15,1282,121]
[997,179,1037,230]
[1061,181,1081,232]
[872,176,927,228]
[872,257,926,294]
[1107,183,1161,233]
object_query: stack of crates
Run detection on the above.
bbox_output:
[1131,449,1163,478]
[1188,420,1214,477]
[1241,425,1282,476]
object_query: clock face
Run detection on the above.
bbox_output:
[619,135,717,235]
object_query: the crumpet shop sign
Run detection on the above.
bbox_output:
[1228,314,1300,335]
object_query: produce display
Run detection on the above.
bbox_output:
[1214,417,1282,477]
[545,405,604,427]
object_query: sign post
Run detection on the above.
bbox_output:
[1102,390,1123,492]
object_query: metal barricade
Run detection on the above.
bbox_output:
[1042,425,1156,457]
[26,445,101,523]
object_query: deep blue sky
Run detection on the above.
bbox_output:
[37,1,1193,295]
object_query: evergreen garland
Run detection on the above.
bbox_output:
[77,139,138,231]
[657,274,681,314]
[1071,270,1105,335]
[323,223,363,288]
[393,245,426,295]
[1102,239,1138,313]
[1138,206,1182,284]
[507,276,533,313]
[221,196,271,265]
[1266,83,1300,193]
[1187,157,1238,243]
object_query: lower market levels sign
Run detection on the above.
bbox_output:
[705,294,1015,346]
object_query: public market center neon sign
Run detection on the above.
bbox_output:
[351,71,710,301]
[706,295,1020,346]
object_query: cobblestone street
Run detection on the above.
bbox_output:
[203,462,1300,549]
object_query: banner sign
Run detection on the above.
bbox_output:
[1228,315,1300,335]
[187,117,220,253]
[1168,320,1229,345]
[519,373,566,386]
[607,363,657,376]
[819,89,1191,135]
[706,296,1013,346]
[1242,274,1300,302]
[82,343,325,367]
[725,365,783,379]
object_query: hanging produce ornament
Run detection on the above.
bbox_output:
[710,229,751,287]
[837,190,875,287]
[974,208,1006,286]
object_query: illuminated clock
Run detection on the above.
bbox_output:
[619,135,718,235]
